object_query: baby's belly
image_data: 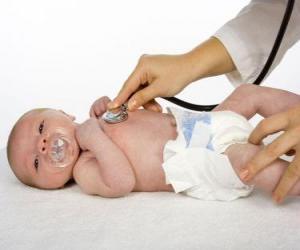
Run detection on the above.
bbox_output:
[100,109,177,192]
[129,143,174,192]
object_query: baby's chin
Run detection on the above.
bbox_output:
[36,160,78,190]
[37,174,72,190]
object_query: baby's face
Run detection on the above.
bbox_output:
[9,109,80,189]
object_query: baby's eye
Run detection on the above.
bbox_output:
[39,120,44,134]
[34,158,39,169]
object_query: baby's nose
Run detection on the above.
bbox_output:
[38,137,48,154]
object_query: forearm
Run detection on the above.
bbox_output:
[183,37,236,83]
[86,130,136,189]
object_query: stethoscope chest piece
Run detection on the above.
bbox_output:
[102,104,128,124]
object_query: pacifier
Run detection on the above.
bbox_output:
[48,134,71,168]
[102,104,128,124]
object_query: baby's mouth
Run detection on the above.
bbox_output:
[51,138,66,162]
[48,135,72,168]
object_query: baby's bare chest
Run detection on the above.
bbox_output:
[102,110,176,161]
[100,110,177,190]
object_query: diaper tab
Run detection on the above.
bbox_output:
[166,107,214,150]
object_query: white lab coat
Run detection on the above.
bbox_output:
[214,0,300,86]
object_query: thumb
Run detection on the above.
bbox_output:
[127,82,161,111]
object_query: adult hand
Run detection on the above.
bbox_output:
[240,104,300,203]
[107,37,235,112]
[107,54,193,112]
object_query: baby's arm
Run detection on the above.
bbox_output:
[214,85,300,119]
[74,118,136,197]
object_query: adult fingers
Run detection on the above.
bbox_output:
[143,99,162,112]
[108,65,145,110]
[248,112,289,145]
[240,130,300,182]
[272,154,300,203]
[127,82,161,111]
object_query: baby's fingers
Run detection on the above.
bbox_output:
[89,96,111,118]
[89,106,97,118]
[89,102,103,118]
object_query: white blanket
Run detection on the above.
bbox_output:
[1,148,300,250]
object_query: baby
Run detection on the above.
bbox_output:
[6,85,300,201]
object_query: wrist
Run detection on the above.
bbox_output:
[184,37,236,82]
[180,51,206,83]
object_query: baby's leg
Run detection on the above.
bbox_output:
[225,143,300,196]
[214,85,300,119]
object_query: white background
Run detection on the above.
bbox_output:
[0,0,299,148]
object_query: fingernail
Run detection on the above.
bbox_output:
[128,100,137,110]
[240,169,249,181]
[272,193,282,204]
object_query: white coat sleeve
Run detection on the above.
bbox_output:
[214,0,300,87]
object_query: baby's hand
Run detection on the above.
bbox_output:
[75,118,103,150]
[89,96,112,118]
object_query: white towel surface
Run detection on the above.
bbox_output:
[1,148,300,250]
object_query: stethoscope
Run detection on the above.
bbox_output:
[103,0,295,123]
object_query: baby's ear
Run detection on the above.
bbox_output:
[58,110,76,121]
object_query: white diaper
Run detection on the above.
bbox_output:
[162,107,254,201]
